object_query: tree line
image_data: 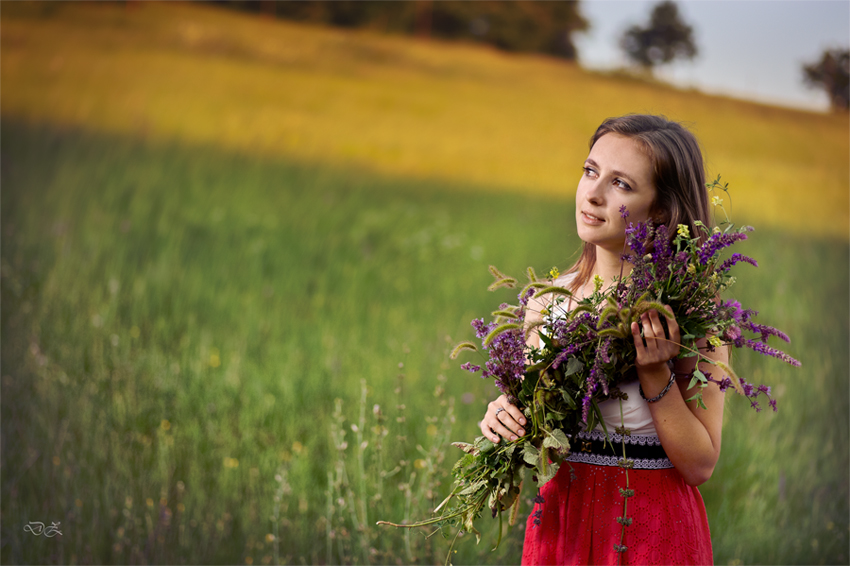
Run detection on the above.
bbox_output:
[211,0,848,111]
[211,0,588,60]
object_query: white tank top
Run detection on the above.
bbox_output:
[594,380,658,436]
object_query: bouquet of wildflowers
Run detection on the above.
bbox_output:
[378,178,800,557]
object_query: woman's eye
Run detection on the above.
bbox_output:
[614,178,632,191]
[582,166,597,177]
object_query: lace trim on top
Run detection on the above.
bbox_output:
[566,430,674,470]
[576,429,663,446]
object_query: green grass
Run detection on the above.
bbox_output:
[2,121,848,565]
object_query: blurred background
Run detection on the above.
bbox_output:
[2,1,848,564]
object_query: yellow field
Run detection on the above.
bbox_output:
[3,1,848,238]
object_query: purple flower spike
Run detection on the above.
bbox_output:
[744,339,801,366]
[698,231,749,264]
[719,253,758,272]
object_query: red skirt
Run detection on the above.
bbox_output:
[522,461,713,565]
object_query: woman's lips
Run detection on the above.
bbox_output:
[581,211,605,225]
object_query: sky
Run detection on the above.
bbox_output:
[574,0,850,111]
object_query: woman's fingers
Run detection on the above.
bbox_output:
[664,309,681,343]
[631,320,645,349]
[632,307,681,365]
[480,398,526,443]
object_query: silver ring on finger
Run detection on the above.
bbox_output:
[494,407,506,418]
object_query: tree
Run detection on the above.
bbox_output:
[620,1,697,71]
[803,48,849,111]
[212,1,589,61]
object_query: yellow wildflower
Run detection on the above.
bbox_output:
[593,274,604,294]
[677,224,690,238]
[711,196,723,206]
[709,336,723,348]
[549,266,560,280]
[687,264,696,275]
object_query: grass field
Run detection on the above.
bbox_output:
[2,2,849,565]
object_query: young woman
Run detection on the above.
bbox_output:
[480,115,726,565]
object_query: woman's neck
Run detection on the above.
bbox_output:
[591,245,632,290]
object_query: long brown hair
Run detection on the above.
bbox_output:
[565,114,712,293]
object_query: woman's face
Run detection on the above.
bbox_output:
[575,133,657,253]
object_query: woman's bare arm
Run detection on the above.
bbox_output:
[632,308,725,486]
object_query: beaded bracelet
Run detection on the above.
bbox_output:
[639,370,677,403]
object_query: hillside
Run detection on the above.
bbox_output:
[2,1,848,237]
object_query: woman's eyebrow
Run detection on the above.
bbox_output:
[584,158,638,186]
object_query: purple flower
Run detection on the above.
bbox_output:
[718,253,758,272]
[552,348,570,370]
[744,339,801,366]
[723,300,744,323]
[598,336,613,365]
[470,315,527,394]
[722,325,744,347]
[582,351,605,422]
[625,220,649,257]
[697,231,750,265]
[743,321,791,344]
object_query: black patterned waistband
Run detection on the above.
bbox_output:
[566,430,674,470]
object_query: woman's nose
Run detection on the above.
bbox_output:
[585,180,604,204]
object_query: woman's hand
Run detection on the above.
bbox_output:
[630,306,681,369]
[631,306,681,398]
[479,395,526,444]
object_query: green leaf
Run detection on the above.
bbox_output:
[458,479,487,497]
[452,453,475,472]
[543,428,570,451]
[565,357,583,377]
[535,460,559,487]
[477,437,496,455]
[590,398,610,441]
[522,444,540,466]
